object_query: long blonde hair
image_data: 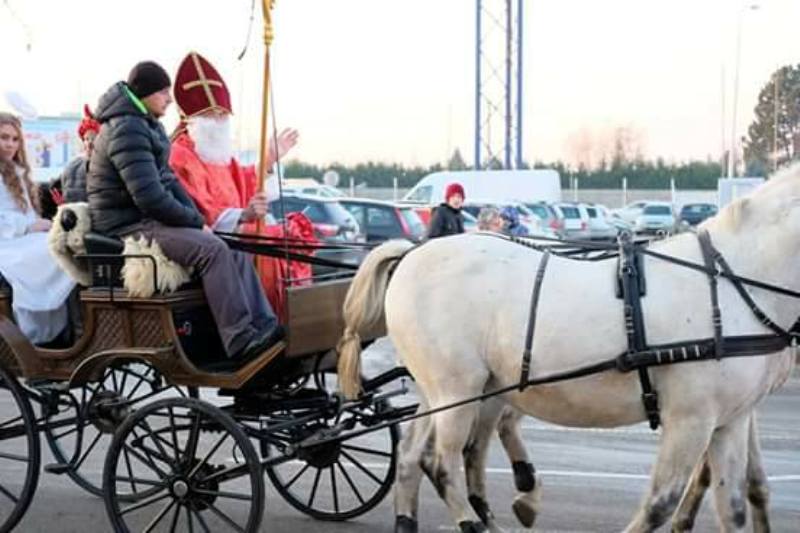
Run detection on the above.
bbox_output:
[0,112,39,213]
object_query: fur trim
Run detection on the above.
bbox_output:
[47,202,192,296]
[48,202,92,286]
[121,237,192,297]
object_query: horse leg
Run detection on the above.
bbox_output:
[496,407,541,528]
[428,404,488,532]
[745,413,770,533]
[462,399,506,532]
[623,418,714,533]
[671,455,711,532]
[706,413,751,533]
[394,403,434,533]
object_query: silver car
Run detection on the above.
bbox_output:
[633,202,676,234]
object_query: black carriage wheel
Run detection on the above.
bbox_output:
[104,397,264,533]
[263,372,399,521]
[42,361,197,499]
[0,365,40,533]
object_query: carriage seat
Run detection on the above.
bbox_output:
[84,232,125,255]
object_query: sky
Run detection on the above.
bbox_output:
[1,0,798,167]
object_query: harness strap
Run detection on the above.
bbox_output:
[618,234,661,430]
[697,231,724,359]
[698,230,793,341]
[519,251,550,391]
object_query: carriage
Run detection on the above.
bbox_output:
[0,226,416,533]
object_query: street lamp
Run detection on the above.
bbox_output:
[728,3,760,178]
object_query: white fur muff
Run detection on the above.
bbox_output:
[48,202,191,297]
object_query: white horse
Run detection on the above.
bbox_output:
[337,164,800,532]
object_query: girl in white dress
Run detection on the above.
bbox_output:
[0,112,75,344]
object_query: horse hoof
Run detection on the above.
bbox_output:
[512,497,538,528]
[458,520,488,533]
[395,515,418,533]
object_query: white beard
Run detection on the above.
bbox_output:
[187,115,234,165]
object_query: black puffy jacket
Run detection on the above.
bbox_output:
[426,203,465,239]
[87,82,203,235]
[61,156,89,203]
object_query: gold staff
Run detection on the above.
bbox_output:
[257,0,275,200]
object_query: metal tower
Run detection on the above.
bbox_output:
[474,0,524,169]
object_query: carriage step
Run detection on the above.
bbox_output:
[44,463,73,475]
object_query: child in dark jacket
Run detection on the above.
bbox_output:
[426,183,465,239]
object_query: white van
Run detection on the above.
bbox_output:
[403,170,562,205]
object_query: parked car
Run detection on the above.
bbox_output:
[339,198,426,243]
[552,202,590,240]
[679,203,718,226]
[583,204,618,240]
[613,201,649,225]
[524,201,564,237]
[633,202,676,234]
[279,184,345,198]
[268,194,365,275]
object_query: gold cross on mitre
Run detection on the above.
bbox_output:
[182,52,224,109]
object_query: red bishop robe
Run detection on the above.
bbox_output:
[170,132,315,321]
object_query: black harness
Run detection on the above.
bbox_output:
[518,229,800,430]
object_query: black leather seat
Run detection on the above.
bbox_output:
[84,232,125,255]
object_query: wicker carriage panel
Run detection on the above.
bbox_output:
[131,310,171,347]
[0,341,19,373]
[84,308,127,353]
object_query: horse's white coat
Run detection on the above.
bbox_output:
[338,163,800,532]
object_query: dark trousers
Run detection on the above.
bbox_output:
[123,221,277,357]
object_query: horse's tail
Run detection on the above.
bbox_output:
[337,239,415,400]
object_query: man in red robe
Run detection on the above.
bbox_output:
[170,51,314,320]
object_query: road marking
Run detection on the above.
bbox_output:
[268,460,800,484]
[520,424,800,441]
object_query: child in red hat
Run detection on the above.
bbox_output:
[426,182,466,239]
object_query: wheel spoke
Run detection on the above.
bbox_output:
[0,482,19,503]
[112,476,165,489]
[282,463,310,490]
[336,460,365,504]
[0,451,29,463]
[191,488,252,502]
[340,449,383,485]
[185,505,195,533]
[307,468,322,508]
[126,373,149,399]
[168,502,181,533]
[0,415,23,429]
[329,466,339,514]
[206,502,246,533]
[184,412,202,461]
[75,430,103,469]
[50,423,83,441]
[140,419,178,469]
[341,443,393,458]
[142,498,176,533]
[188,433,229,478]
[119,490,170,516]
[122,445,138,493]
[122,442,169,479]
[191,507,212,533]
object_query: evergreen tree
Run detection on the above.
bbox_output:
[743,64,800,175]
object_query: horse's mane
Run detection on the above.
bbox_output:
[708,161,800,233]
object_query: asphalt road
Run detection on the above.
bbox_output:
[2,338,798,532]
